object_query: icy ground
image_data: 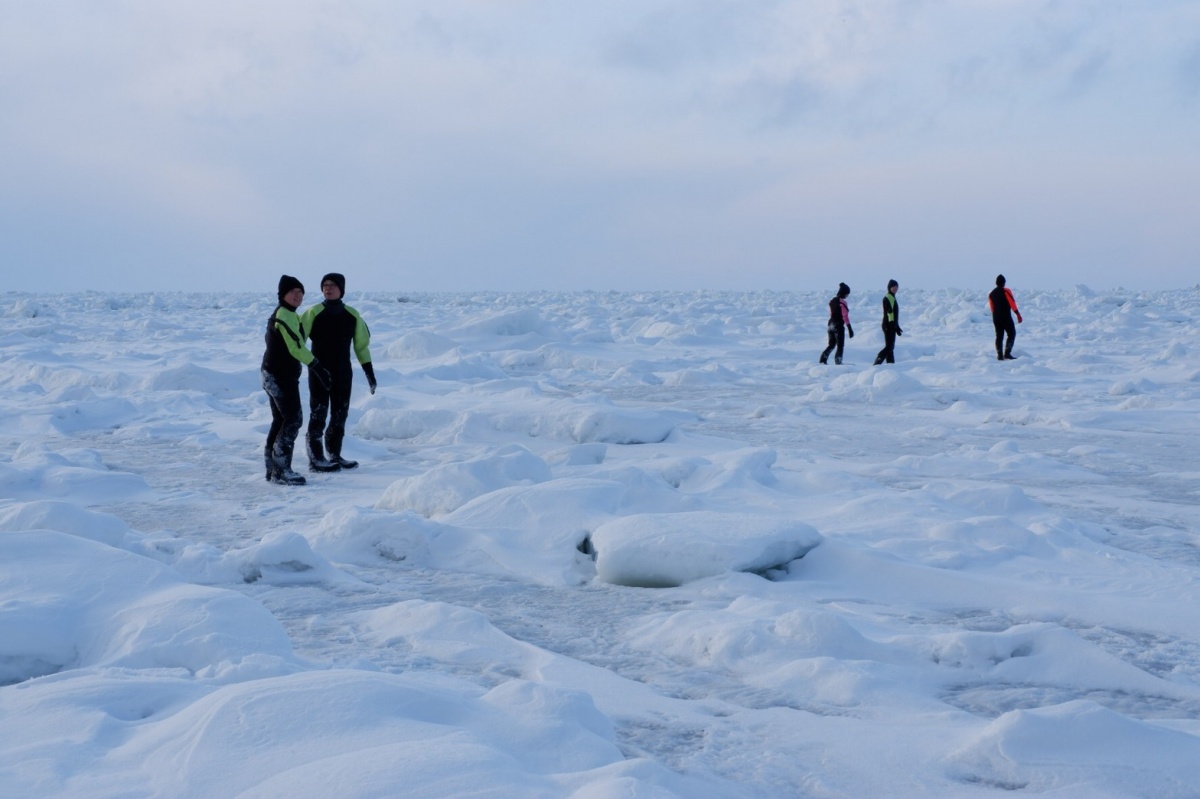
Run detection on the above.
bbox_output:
[3,287,1200,798]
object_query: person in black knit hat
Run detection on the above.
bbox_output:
[874,279,902,365]
[820,282,853,365]
[261,275,331,485]
[300,272,376,471]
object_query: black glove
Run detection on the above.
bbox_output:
[362,362,377,395]
[847,324,854,338]
[310,359,332,390]
[896,326,903,336]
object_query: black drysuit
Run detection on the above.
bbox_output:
[301,299,372,463]
[261,304,314,476]
[874,292,901,364]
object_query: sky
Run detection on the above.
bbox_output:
[2,0,1199,294]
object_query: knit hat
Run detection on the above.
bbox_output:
[837,282,851,298]
[996,274,1006,287]
[321,272,346,297]
[887,279,898,290]
[278,274,304,305]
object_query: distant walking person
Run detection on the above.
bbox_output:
[262,275,331,485]
[301,272,376,471]
[820,283,853,365]
[874,279,902,365]
[988,274,1023,361]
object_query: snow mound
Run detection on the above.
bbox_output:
[142,364,255,396]
[0,532,293,685]
[306,506,437,566]
[387,329,459,359]
[3,669,692,798]
[565,407,677,444]
[591,512,822,587]
[948,700,1200,795]
[377,445,552,517]
[0,500,133,547]
[3,443,153,503]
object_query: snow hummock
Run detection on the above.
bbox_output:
[2,287,1200,797]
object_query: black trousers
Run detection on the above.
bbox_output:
[994,318,1016,356]
[262,368,302,468]
[308,370,353,460]
[875,326,896,364]
[821,324,845,362]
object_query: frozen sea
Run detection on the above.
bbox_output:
[2,286,1200,798]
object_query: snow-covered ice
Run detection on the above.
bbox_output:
[2,287,1200,797]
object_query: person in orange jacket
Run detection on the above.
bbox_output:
[988,274,1023,360]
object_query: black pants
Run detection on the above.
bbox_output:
[994,318,1016,357]
[875,326,896,364]
[821,324,845,363]
[262,368,302,469]
[308,370,353,461]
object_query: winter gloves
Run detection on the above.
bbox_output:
[362,362,377,395]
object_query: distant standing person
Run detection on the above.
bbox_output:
[262,275,331,485]
[873,279,902,365]
[820,283,853,365]
[988,274,1023,361]
[301,272,376,471]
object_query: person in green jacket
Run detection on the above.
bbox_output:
[261,275,331,485]
[300,272,376,471]
[874,279,902,365]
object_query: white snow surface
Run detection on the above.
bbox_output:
[2,287,1200,798]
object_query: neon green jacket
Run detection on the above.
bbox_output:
[301,300,372,373]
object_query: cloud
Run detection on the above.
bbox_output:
[1179,41,1200,99]
[1,1,1199,292]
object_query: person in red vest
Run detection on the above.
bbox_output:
[988,274,1023,360]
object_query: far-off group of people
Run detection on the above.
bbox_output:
[258,272,1023,485]
[820,274,1022,365]
[261,273,376,486]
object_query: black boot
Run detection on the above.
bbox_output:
[264,448,279,482]
[307,438,341,472]
[271,447,307,485]
[331,454,359,470]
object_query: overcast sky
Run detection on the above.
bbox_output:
[3,1,1199,293]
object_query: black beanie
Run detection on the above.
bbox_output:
[996,274,1006,287]
[838,282,851,298]
[278,275,304,305]
[321,272,346,297]
[887,279,898,290]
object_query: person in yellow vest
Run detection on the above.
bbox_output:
[300,273,375,471]
[261,275,331,485]
[873,279,902,365]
